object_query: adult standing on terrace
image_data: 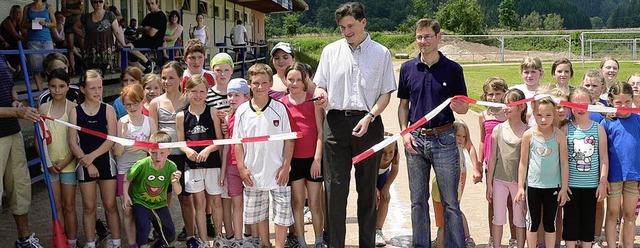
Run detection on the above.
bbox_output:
[128,0,166,73]
[397,18,469,247]
[313,2,396,247]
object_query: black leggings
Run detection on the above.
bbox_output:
[526,186,559,232]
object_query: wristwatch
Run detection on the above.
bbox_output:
[367,112,376,122]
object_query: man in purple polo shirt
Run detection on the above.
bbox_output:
[398,18,469,247]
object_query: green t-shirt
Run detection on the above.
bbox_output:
[126,157,177,209]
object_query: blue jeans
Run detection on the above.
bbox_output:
[406,129,465,247]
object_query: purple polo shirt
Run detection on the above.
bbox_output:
[398,52,467,129]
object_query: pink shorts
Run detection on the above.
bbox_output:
[227,164,243,197]
[492,179,526,228]
[116,174,125,197]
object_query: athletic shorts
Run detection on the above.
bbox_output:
[289,157,323,183]
[244,186,293,226]
[226,164,244,197]
[185,168,223,195]
[377,169,390,190]
[608,180,639,198]
[525,186,559,233]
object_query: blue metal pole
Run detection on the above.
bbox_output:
[17,41,59,221]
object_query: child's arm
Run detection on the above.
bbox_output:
[556,129,570,206]
[596,124,609,202]
[176,112,198,161]
[311,104,324,179]
[515,130,532,205]
[277,139,294,186]
[194,110,224,163]
[380,161,399,203]
[477,112,486,178]
[234,143,253,187]
[486,129,500,203]
[35,104,54,171]
[467,140,482,184]
[114,119,126,157]
[78,105,116,168]
[171,170,183,195]
[148,98,159,132]
[122,177,133,211]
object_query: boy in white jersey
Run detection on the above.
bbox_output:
[233,63,297,248]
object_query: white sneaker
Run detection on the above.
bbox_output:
[14,233,44,248]
[508,238,517,248]
[486,237,494,248]
[375,229,386,247]
[592,236,604,248]
[303,206,312,224]
[105,240,120,248]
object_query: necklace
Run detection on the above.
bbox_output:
[83,102,100,116]
[488,107,503,115]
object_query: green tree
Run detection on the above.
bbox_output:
[520,11,542,30]
[499,0,519,30]
[436,0,485,34]
[283,13,302,36]
[543,13,564,30]
[590,16,604,29]
[265,15,283,37]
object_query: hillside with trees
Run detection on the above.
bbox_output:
[267,0,640,36]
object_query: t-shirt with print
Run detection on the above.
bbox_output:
[127,157,177,209]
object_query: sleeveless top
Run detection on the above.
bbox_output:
[482,111,504,168]
[46,100,76,173]
[567,121,600,188]
[493,123,522,183]
[193,25,206,44]
[527,129,561,188]
[165,27,178,47]
[157,106,183,155]
[183,105,221,169]
[0,18,20,48]
[27,3,52,41]
[75,103,112,170]
[116,115,152,174]
[63,0,82,29]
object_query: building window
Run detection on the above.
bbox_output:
[225,9,229,20]
[198,1,208,15]
[214,6,220,17]
[234,11,240,21]
[243,13,248,22]
[182,0,191,11]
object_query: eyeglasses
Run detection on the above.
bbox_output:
[416,34,437,41]
[91,0,104,4]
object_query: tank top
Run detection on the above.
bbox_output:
[527,129,562,188]
[116,115,151,174]
[63,0,82,29]
[75,103,113,171]
[27,3,52,41]
[567,121,600,188]
[157,106,183,155]
[165,27,177,47]
[493,123,522,183]
[183,105,221,169]
[193,25,206,44]
[482,111,504,168]
[46,100,76,173]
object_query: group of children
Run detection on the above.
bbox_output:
[35,37,406,248]
[473,56,640,248]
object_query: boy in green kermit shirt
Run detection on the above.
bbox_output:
[123,132,182,248]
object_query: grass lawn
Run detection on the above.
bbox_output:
[458,61,640,112]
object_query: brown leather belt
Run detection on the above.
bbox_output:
[419,123,454,136]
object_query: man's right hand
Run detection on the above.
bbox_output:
[402,133,418,154]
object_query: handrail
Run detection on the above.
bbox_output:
[0,49,67,55]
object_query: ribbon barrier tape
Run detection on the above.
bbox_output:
[39,115,302,148]
[351,93,639,164]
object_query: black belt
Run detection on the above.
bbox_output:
[419,123,454,135]
[330,109,368,117]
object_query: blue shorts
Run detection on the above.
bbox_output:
[377,169,390,190]
[49,171,77,185]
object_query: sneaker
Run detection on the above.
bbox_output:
[14,233,44,248]
[486,237,493,248]
[303,206,312,224]
[213,234,229,248]
[229,240,245,248]
[508,238,517,248]
[375,229,386,247]
[592,236,604,248]
[143,61,154,74]
[431,239,438,248]
[96,219,111,242]
[187,237,202,248]
[177,227,188,241]
[207,223,216,238]
[536,243,546,248]
[105,240,120,248]
[284,234,298,248]
[465,237,476,248]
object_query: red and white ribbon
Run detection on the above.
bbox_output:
[352,94,640,164]
[39,115,302,149]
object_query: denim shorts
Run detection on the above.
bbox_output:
[49,171,77,185]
